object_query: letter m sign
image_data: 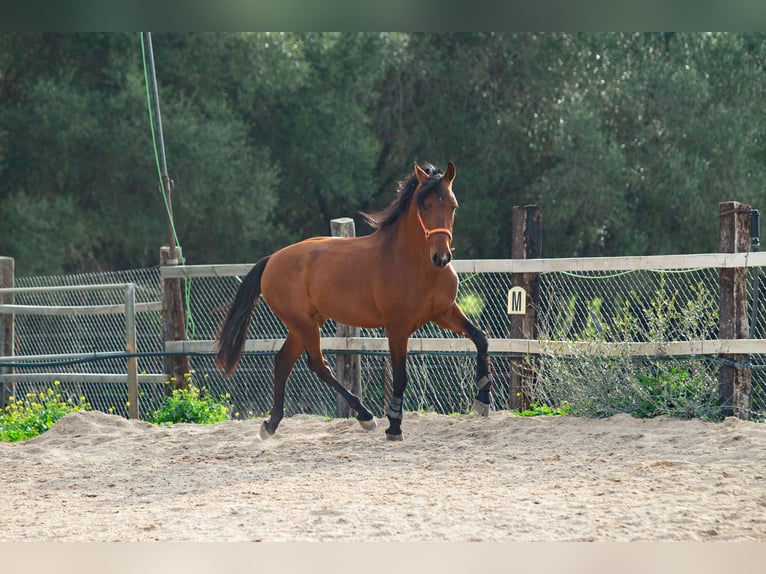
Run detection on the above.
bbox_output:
[507,286,526,315]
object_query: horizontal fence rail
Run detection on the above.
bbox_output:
[161,252,766,279]
[166,337,766,358]
[0,373,167,383]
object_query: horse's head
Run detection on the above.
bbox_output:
[415,161,458,268]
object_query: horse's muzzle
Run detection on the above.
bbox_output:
[432,251,452,267]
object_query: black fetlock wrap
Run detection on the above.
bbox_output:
[386,393,404,420]
[475,374,493,405]
[385,393,404,437]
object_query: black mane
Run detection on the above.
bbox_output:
[361,163,445,230]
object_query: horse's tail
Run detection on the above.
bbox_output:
[215,256,270,376]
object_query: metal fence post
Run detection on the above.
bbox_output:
[0,257,14,408]
[718,201,752,419]
[509,206,541,411]
[750,209,761,339]
[125,283,139,419]
[331,217,362,418]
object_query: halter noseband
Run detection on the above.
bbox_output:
[417,210,455,251]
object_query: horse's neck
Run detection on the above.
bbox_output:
[388,208,431,268]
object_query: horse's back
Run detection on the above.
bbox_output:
[260,235,385,328]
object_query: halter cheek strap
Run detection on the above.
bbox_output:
[417,211,454,250]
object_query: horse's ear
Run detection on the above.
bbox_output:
[443,161,456,186]
[415,163,429,184]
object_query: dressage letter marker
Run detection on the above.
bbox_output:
[507,287,526,315]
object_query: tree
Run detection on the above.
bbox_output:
[3,33,766,274]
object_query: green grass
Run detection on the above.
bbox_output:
[516,401,572,417]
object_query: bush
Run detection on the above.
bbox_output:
[147,379,231,425]
[631,367,718,419]
[532,277,720,420]
[0,382,91,442]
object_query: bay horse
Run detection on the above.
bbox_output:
[215,161,492,441]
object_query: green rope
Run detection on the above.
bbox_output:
[553,268,707,280]
[556,269,636,280]
[140,33,178,246]
[140,33,196,339]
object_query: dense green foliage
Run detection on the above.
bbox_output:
[0,382,91,441]
[2,33,766,275]
[532,276,721,419]
[147,381,231,425]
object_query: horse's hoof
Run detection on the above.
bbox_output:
[473,400,491,417]
[385,431,403,442]
[259,421,274,440]
[358,417,378,431]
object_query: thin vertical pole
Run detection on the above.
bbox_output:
[143,32,190,384]
[125,283,139,419]
[750,209,761,339]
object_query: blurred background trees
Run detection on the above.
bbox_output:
[1,32,765,275]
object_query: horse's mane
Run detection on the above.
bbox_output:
[361,163,444,230]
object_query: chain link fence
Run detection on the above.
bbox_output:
[3,259,765,420]
[534,267,765,420]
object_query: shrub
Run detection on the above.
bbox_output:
[631,367,719,419]
[147,379,231,425]
[0,382,91,442]
[532,277,720,419]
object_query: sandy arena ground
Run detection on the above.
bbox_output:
[1,409,765,542]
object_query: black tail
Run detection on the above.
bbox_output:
[215,256,270,376]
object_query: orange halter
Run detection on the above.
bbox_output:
[417,210,455,251]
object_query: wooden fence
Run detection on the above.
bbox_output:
[2,201,764,419]
[161,250,766,416]
[0,278,165,418]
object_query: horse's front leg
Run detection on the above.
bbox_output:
[385,333,409,441]
[435,304,492,416]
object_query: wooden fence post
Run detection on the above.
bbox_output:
[0,257,14,408]
[160,246,190,390]
[331,218,362,418]
[509,206,541,411]
[718,201,752,419]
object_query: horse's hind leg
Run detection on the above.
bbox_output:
[261,331,303,439]
[299,324,377,431]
